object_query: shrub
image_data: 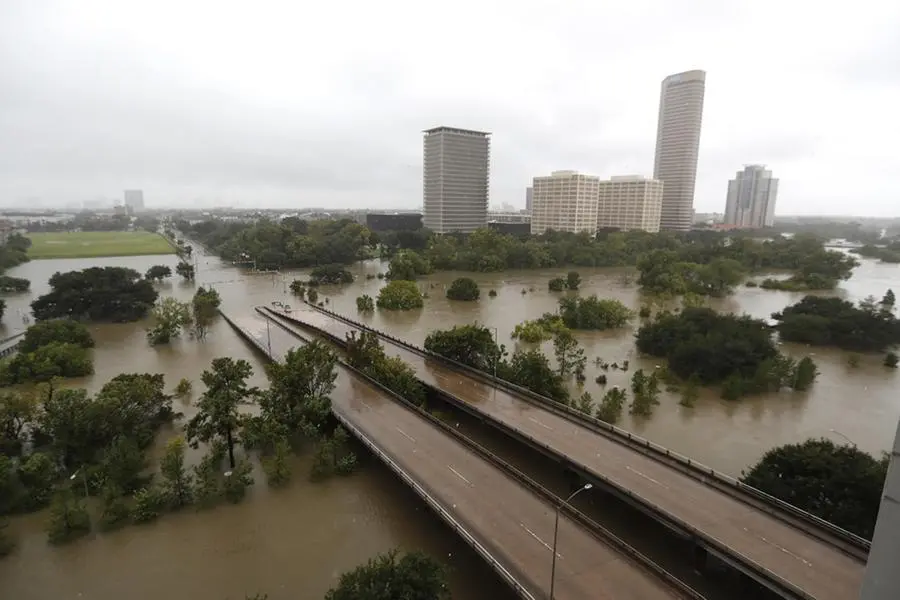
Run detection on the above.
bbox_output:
[446,277,480,301]
[377,280,423,310]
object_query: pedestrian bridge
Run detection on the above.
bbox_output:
[222,309,699,600]
[269,303,868,600]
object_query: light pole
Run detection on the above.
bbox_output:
[70,468,89,498]
[829,428,858,448]
[549,483,592,599]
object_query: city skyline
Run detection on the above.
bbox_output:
[1,1,898,216]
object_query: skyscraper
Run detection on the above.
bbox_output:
[724,165,779,229]
[525,186,533,212]
[653,70,706,231]
[597,175,663,232]
[422,126,491,234]
[530,170,600,236]
[124,190,145,212]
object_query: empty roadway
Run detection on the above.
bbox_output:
[278,305,865,600]
[231,312,690,600]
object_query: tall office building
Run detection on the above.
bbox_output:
[653,70,706,231]
[724,165,779,229]
[124,190,145,212]
[597,175,663,232]
[525,186,533,212]
[530,170,600,236]
[422,126,491,234]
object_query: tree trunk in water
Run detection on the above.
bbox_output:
[226,429,236,469]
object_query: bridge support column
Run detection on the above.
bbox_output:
[692,543,708,573]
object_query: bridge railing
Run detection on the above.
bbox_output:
[220,310,538,600]
[302,302,871,561]
[257,306,705,600]
[0,331,25,359]
[273,306,821,600]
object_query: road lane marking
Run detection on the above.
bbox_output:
[624,465,670,489]
[742,528,813,567]
[528,417,553,430]
[395,427,416,443]
[359,399,372,409]
[448,465,473,486]
[520,523,561,557]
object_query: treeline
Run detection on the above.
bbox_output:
[852,241,900,263]
[175,217,372,269]
[0,233,31,324]
[0,337,358,555]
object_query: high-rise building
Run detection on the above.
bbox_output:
[124,190,145,212]
[597,175,663,232]
[422,126,490,234]
[525,186,533,212]
[862,417,900,599]
[530,170,600,236]
[724,165,779,229]
[653,70,706,231]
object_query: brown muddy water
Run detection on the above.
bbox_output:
[0,247,897,599]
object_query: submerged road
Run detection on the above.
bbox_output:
[276,305,865,600]
[230,312,692,600]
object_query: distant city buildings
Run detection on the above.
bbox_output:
[530,170,600,236]
[422,126,491,234]
[124,190,145,213]
[525,186,533,212]
[366,212,422,232]
[724,165,779,229]
[597,176,663,232]
[654,70,706,231]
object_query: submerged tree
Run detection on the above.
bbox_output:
[186,358,259,469]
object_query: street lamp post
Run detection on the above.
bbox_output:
[829,428,858,448]
[549,483,593,599]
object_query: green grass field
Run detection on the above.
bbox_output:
[26,231,176,259]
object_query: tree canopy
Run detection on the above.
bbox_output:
[309,264,354,285]
[176,217,371,268]
[741,439,888,539]
[446,277,480,301]
[324,549,450,600]
[772,292,900,352]
[145,265,172,282]
[31,267,158,322]
[636,307,817,398]
[0,276,30,293]
[558,295,632,330]
[377,280,423,310]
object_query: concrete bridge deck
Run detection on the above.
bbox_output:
[225,311,695,600]
[273,304,866,600]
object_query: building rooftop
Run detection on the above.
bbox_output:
[423,126,491,136]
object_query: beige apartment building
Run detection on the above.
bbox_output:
[597,175,663,232]
[530,171,600,235]
[653,70,706,231]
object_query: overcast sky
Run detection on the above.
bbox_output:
[1,0,898,215]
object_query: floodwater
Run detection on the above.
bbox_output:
[0,244,897,598]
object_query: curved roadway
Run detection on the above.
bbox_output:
[279,306,865,600]
[231,312,688,600]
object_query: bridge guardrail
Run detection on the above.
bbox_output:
[275,306,817,600]
[303,301,870,561]
[0,331,25,359]
[220,309,537,600]
[258,306,705,600]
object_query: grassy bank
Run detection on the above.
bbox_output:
[26,231,175,259]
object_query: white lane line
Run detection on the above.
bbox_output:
[448,465,473,486]
[520,523,560,558]
[359,399,372,409]
[624,465,670,489]
[395,427,416,443]
[743,528,813,567]
[528,417,553,431]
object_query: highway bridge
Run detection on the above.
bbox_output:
[270,303,868,600]
[0,332,24,359]
[222,309,700,600]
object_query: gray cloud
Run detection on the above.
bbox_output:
[1,0,898,215]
